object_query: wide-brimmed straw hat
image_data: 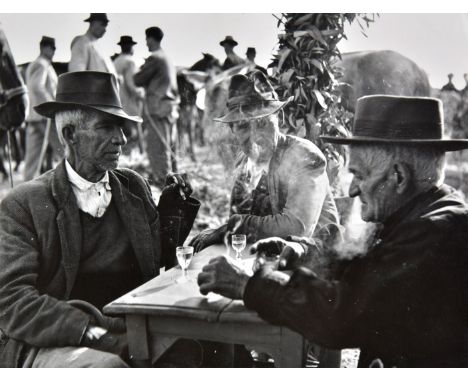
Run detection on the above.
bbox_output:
[35,71,142,123]
[320,95,468,152]
[214,70,293,124]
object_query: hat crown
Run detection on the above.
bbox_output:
[55,71,122,109]
[353,95,444,140]
[227,71,279,108]
[220,35,238,46]
[40,36,55,47]
[85,13,109,23]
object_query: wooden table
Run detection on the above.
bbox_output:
[104,244,305,367]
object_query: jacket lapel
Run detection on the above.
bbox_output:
[51,161,82,298]
[109,171,155,280]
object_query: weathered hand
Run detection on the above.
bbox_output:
[189,228,222,253]
[197,256,250,300]
[250,237,305,271]
[164,172,193,200]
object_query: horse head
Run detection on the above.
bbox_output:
[0,26,28,130]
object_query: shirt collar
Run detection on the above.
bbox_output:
[65,160,110,191]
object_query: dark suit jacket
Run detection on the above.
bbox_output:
[0,161,198,367]
[244,185,468,367]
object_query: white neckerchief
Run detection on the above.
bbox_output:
[65,160,112,218]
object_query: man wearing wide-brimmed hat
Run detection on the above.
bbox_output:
[69,13,116,75]
[220,35,244,71]
[113,36,144,135]
[0,71,199,367]
[198,95,468,367]
[23,35,63,181]
[191,70,339,257]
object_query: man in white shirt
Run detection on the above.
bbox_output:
[0,71,199,367]
[24,36,63,181]
[68,13,116,75]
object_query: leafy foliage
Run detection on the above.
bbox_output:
[269,13,375,171]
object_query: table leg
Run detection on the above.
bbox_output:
[275,327,305,368]
[127,314,151,367]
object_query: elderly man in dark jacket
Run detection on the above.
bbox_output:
[0,71,199,367]
[198,95,468,367]
[190,71,339,252]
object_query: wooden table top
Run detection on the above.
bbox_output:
[104,244,262,324]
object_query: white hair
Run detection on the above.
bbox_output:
[353,144,446,187]
[54,109,97,155]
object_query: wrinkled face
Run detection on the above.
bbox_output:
[73,112,127,174]
[90,20,107,39]
[348,147,399,223]
[230,116,278,164]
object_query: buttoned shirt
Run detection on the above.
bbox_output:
[65,160,112,218]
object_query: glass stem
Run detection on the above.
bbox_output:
[183,268,187,278]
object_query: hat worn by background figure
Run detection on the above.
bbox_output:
[215,70,293,124]
[84,13,109,24]
[34,71,142,123]
[40,36,56,49]
[320,95,468,152]
[246,47,256,56]
[220,35,238,47]
[117,36,137,46]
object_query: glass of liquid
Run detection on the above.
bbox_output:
[231,234,247,260]
[176,246,194,283]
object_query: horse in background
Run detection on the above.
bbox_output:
[0,25,28,182]
[177,53,221,161]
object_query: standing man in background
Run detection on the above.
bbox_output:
[220,35,244,71]
[245,47,268,76]
[68,13,116,75]
[134,26,180,188]
[24,36,63,181]
[113,35,145,152]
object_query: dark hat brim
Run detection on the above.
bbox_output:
[220,40,238,47]
[214,96,293,124]
[34,101,142,123]
[320,135,468,152]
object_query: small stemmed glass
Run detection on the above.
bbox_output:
[231,234,247,261]
[175,246,194,283]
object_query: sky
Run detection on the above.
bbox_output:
[1,13,468,89]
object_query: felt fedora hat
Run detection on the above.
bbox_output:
[35,71,142,123]
[320,95,468,151]
[214,70,293,124]
[84,13,109,24]
[117,35,137,46]
[220,35,238,47]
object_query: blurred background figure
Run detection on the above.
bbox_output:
[245,47,267,75]
[113,35,145,153]
[220,35,244,71]
[68,13,116,75]
[134,26,180,188]
[441,73,458,92]
[23,35,63,181]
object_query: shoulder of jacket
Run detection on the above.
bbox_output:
[283,135,326,167]
[1,171,54,209]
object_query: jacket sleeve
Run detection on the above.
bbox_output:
[0,194,90,348]
[134,56,160,87]
[68,37,88,72]
[27,62,54,105]
[228,146,329,242]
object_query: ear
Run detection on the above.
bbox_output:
[393,162,412,194]
[61,124,77,146]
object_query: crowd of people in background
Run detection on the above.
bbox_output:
[20,13,266,188]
